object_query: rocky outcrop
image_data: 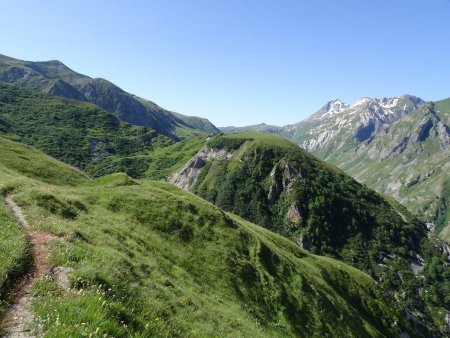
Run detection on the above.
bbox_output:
[283,163,298,192]
[267,162,299,201]
[438,239,450,261]
[47,79,87,102]
[374,109,450,160]
[52,266,74,290]
[0,66,49,90]
[170,147,233,190]
[296,234,312,250]
[410,259,424,276]
[267,162,305,232]
[446,312,450,332]
[437,121,450,148]
[286,203,302,226]
[267,166,282,201]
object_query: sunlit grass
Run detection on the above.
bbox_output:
[0,137,412,337]
[0,199,29,316]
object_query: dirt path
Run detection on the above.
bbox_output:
[0,196,58,338]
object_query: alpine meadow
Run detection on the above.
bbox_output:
[1,1,450,337]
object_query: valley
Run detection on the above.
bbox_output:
[0,54,449,337]
[0,136,418,337]
[221,95,450,243]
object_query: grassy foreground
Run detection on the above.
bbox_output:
[0,137,415,337]
[0,198,29,317]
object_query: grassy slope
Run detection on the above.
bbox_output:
[145,135,207,180]
[0,137,88,186]
[325,106,450,238]
[434,98,450,115]
[432,98,450,239]
[0,136,87,316]
[0,198,29,317]
[0,140,414,337]
[0,82,176,178]
[0,54,218,139]
[152,131,450,334]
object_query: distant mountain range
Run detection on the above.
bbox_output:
[141,131,450,334]
[0,53,219,138]
[220,95,450,240]
[1,134,435,337]
[1,52,450,335]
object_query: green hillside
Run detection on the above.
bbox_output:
[0,137,419,337]
[0,53,219,138]
[159,132,450,334]
[0,197,29,319]
[220,96,450,243]
[0,83,178,178]
[0,137,88,186]
[323,104,450,239]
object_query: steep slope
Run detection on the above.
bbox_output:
[221,95,450,241]
[160,132,450,334]
[0,137,88,186]
[291,97,450,239]
[286,95,424,154]
[334,104,450,232]
[0,53,219,138]
[0,139,416,337]
[0,136,91,328]
[0,82,176,177]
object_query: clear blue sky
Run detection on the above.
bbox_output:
[1,0,450,127]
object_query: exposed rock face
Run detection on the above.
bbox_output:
[47,79,87,102]
[283,163,298,192]
[446,312,450,332]
[286,203,302,226]
[370,108,450,160]
[267,166,282,201]
[0,54,220,138]
[170,158,205,190]
[439,240,450,260]
[1,66,34,82]
[410,259,424,276]
[437,121,450,148]
[267,162,300,201]
[296,95,425,152]
[266,161,305,233]
[170,147,233,190]
[296,234,312,250]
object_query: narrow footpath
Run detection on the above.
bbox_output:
[0,196,57,338]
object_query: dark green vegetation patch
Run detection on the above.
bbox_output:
[158,132,450,335]
[0,134,417,337]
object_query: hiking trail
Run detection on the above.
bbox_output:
[0,195,59,338]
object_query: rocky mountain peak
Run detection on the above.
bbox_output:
[311,99,348,121]
[351,97,374,108]
[297,94,427,150]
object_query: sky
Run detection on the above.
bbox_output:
[1,0,450,127]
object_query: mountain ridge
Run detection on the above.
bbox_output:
[143,131,450,334]
[219,94,450,240]
[0,135,420,337]
[0,53,219,138]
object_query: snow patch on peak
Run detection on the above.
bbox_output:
[352,97,374,108]
[330,99,347,110]
[330,99,345,105]
[379,97,399,109]
[313,99,348,120]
